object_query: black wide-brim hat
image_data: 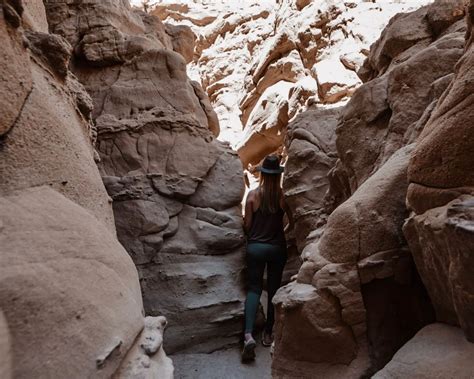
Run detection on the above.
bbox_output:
[257,155,284,174]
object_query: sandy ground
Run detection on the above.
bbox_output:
[172,344,272,379]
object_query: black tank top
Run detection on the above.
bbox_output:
[247,206,286,246]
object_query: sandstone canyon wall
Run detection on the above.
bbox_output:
[43,0,247,354]
[0,0,172,377]
[151,0,433,168]
[272,0,474,378]
[150,0,436,264]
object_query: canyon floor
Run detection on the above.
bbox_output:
[173,343,272,379]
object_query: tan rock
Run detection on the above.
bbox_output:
[0,11,114,231]
[274,146,435,377]
[22,0,48,32]
[165,23,196,63]
[240,50,305,125]
[0,187,144,378]
[403,0,474,342]
[313,58,360,103]
[283,107,340,251]
[0,2,32,137]
[373,323,474,379]
[44,0,245,354]
[404,196,474,341]
[114,316,174,379]
[337,22,465,193]
[237,81,292,167]
[0,312,11,379]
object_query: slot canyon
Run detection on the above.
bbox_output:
[0,0,473,378]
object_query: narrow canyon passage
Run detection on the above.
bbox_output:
[1,1,474,379]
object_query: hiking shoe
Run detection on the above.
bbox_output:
[241,339,256,362]
[261,331,273,347]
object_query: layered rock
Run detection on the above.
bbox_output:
[149,0,432,167]
[374,324,474,379]
[272,1,469,377]
[283,106,341,252]
[44,0,246,353]
[0,1,171,377]
[273,146,434,378]
[404,0,474,342]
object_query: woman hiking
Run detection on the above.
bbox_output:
[241,154,291,362]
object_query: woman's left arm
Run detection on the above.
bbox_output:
[243,190,254,234]
[282,196,294,233]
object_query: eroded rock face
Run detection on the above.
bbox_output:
[273,1,469,377]
[373,324,474,379]
[151,0,432,165]
[404,2,474,341]
[274,146,434,378]
[0,312,11,379]
[0,187,144,378]
[0,2,172,377]
[283,107,341,252]
[44,0,246,353]
[114,316,173,378]
[336,3,466,193]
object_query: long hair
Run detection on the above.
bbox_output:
[258,172,282,214]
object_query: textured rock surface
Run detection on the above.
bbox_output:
[114,316,173,378]
[403,0,474,343]
[374,324,474,379]
[272,1,469,377]
[273,146,434,378]
[44,0,246,354]
[0,0,114,230]
[336,4,466,193]
[283,106,341,252]
[0,187,144,378]
[0,2,172,377]
[148,0,432,165]
[0,312,11,379]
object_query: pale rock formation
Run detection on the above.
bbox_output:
[404,1,474,341]
[0,2,172,377]
[374,324,474,379]
[238,81,293,167]
[148,0,432,165]
[114,316,174,379]
[44,0,246,353]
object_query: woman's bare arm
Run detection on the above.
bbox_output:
[281,196,294,232]
[243,190,255,234]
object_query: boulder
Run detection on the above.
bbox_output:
[114,316,174,379]
[283,107,340,252]
[0,187,144,378]
[373,323,474,379]
[404,197,474,341]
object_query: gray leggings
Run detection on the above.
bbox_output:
[244,242,287,334]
